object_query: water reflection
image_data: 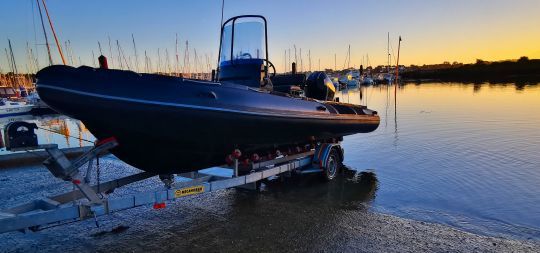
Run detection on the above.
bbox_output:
[257,168,379,209]
[338,82,540,240]
[0,114,95,154]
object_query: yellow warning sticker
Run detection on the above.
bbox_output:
[174,185,205,198]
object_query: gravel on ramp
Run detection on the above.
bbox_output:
[0,158,538,252]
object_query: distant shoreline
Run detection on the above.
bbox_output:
[401,57,540,84]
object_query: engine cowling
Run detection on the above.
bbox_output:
[305,71,336,101]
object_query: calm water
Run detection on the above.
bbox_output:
[0,114,95,154]
[0,82,538,240]
[339,82,540,240]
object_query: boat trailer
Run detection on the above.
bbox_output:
[0,121,344,234]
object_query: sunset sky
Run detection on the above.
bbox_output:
[1,0,539,73]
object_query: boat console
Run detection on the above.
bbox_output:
[216,15,338,103]
[217,15,275,89]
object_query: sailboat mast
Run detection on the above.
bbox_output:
[284,50,286,73]
[175,33,179,76]
[144,50,149,73]
[8,40,19,87]
[26,42,36,74]
[4,49,12,86]
[347,44,351,69]
[108,36,114,68]
[184,40,189,77]
[299,48,302,72]
[64,41,71,65]
[97,41,103,55]
[41,0,66,65]
[116,40,123,69]
[69,40,75,65]
[387,32,390,73]
[288,48,290,72]
[36,0,53,65]
[132,34,139,72]
[294,45,297,66]
[165,48,171,75]
[193,48,198,78]
[8,40,18,76]
[395,36,402,82]
[308,49,311,72]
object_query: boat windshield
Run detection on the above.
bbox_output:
[219,19,265,64]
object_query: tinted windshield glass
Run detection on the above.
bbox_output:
[220,20,265,63]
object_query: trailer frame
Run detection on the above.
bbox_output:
[0,135,342,234]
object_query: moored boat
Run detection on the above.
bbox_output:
[0,99,33,117]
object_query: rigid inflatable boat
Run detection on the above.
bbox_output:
[36,15,379,174]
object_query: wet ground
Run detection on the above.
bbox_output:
[0,157,538,252]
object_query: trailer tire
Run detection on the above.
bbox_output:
[322,148,341,181]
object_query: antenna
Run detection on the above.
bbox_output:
[220,0,225,26]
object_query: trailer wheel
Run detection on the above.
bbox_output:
[322,149,341,181]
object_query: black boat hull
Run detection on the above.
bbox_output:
[36,66,379,173]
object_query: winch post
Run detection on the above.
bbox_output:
[233,158,239,177]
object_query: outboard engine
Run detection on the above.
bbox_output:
[305,71,336,101]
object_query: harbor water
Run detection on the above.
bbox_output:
[0,81,539,242]
[339,82,540,240]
